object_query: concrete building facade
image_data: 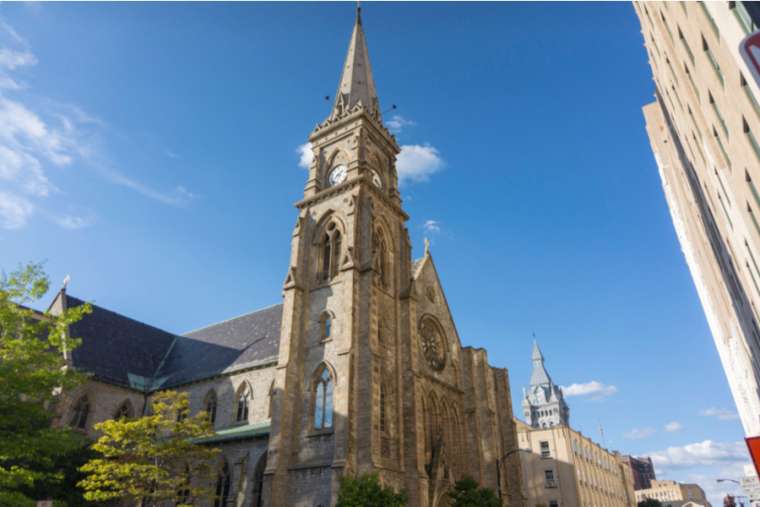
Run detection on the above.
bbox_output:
[50,8,525,507]
[619,455,657,490]
[635,479,711,507]
[634,0,760,438]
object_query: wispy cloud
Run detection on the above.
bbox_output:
[0,191,33,229]
[649,440,748,470]
[397,144,443,186]
[0,19,195,229]
[562,380,618,400]
[700,408,740,421]
[386,114,416,134]
[423,219,441,234]
[665,421,683,432]
[624,427,656,440]
[297,142,313,169]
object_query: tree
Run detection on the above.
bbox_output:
[78,390,220,506]
[448,476,501,507]
[0,262,92,506]
[638,500,663,507]
[335,473,407,507]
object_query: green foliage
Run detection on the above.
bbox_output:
[448,476,501,507]
[0,262,92,506]
[336,473,407,507]
[78,390,220,507]
[638,500,663,507]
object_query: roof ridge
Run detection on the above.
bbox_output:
[182,302,282,336]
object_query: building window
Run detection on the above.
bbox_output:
[702,34,724,86]
[545,469,557,488]
[373,228,389,288]
[549,501,559,507]
[114,400,133,420]
[313,365,334,430]
[318,221,342,282]
[204,390,217,425]
[745,117,760,161]
[540,440,551,458]
[235,382,252,423]
[214,461,231,507]
[70,396,90,430]
[319,312,332,341]
[379,383,387,434]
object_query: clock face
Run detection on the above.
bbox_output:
[328,165,348,186]
[419,317,446,371]
[371,170,383,189]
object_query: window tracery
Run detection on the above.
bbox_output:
[313,364,334,430]
[236,382,252,423]
[204,390,218,425]
[318,221,342,282]
[70,395,90,430]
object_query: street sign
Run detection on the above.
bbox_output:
[746,436,760,477]
[740,30,760,88]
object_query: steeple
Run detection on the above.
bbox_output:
[329,5,381,121]
[523,341,570,428]
[529,340,552,386]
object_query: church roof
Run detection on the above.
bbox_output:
[157,304,282,387]
[67,295,177,388]
[64,293,282,391]
[330,7,381,120]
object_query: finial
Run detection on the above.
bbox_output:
[62,274,71,291]
[356,0,362,24]
[424,237,430,256]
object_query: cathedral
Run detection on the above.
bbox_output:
[52,8,524,507]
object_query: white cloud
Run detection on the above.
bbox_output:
[423,219,441,234]
[562,380,618,399]
[386,115,416,134]
[0,48,36,70]
[0,20,195,228]
[397,144,443,185]
[0,191,33,229]
[297,142,313,169]
[649,440,748,469]
[665,421,683,432]
[52,214,93,230]
[701,408,740,421]
[625,427,656,440]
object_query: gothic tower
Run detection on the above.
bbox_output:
[522,341,569,428]
[264,8,412,506]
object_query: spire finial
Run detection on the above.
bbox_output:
[356,0,362,24]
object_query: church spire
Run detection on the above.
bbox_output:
[529,340,552,386]
[330,6,381,121]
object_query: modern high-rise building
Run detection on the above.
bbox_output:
[634,1,760,438]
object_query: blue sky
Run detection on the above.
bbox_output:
[0,2,749,503]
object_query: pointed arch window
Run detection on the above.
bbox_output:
[319,221,342,282]
[373,228,389,288]
[114,400,133,420]
[204,390,218,425]
[177,464,191,506]
[319,311,333,341]
[379,383,387,434]
[313,365,334,430]
[70,395,90,430]
[213,461,231,507]
[236,383,252,423]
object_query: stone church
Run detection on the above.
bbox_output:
[51,8,524,507]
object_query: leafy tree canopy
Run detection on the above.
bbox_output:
[78,390,219,507]
[336,473,407,507]
[0,262,92,506]
[448,476,501,507]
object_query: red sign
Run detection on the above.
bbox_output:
[740,30,760,88]
[746,436,760,476]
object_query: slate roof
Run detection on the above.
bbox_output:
[157,304,283,388]
[65,293,282,391]
[66,295,177,388]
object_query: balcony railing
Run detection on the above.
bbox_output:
[705,47,725,87]
[748,129,760,162]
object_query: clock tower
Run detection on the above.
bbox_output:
[264,7,414,505]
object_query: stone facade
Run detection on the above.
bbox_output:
[522,342,569,429]
[51,8,523,507]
